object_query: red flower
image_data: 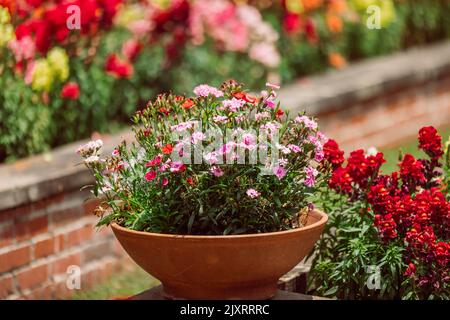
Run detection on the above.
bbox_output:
[61,82,80,100]
[329,167,353,194]
[304,18,318,44]
[283,13,301,34]
[276,108,284,119]
[121,39,142,62]
[105,54,134,78]
[244,94,257,104]
[144,170,157,181]
[159,107,170,115]
[418,126,443,160]
[161,144,173,155]
[399,154,426,187]
[181,99,194,109]
[186,176,194,185]
[323,139,345,168]
[146,156,161,167]
[404,263,416,277]
[374,213,398,240]
[233,92,246,100]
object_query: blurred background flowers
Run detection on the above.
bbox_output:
[0,0,449,162]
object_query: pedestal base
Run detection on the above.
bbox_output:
[130,285,328,300]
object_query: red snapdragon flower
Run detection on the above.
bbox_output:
[418,126,444,160]
[61,82,80,100]
[323,139,345,168]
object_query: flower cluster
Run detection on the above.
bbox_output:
[79,81,327,235]
[323,127,450,297]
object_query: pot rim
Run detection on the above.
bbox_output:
[110,209,328,239]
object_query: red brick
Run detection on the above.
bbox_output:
[15,215,49,242]
[56,233,66,252]
[34,237,55,259]
[51,207,83,228]
[66,225,93,248]
[0,274,15,298]
[0,224,14,248]
[22,284,54,300]
[32,194,64,212]
[15,263,48,290]
[0,245,31,272]
[51,252,82,275]
[0,205,31,224]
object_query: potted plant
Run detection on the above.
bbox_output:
[78,80,328,300]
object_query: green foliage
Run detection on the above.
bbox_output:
[0,67,51,161]
[310,189,405,299]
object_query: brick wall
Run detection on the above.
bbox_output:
[316,73,450,151]
[1,41,449,300]
[0,189,130,299]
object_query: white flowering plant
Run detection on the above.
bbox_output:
[79,81,330,235]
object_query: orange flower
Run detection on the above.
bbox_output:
[328,0,347,14]
[302,0,323,12]
[0,0,15,14]
[161,143,173,154]
[328,52,347,69]
[326,13,343,33]
[181,99,194,109]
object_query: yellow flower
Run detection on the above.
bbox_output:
[114,4,145,27]
[285,0,304,14]
[0,6,11,24]
[0,7,14,47]
[47,47,69,82]
[32,59,54,92]
[379,0,396,27]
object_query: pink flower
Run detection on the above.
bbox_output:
[193,84,224,97]
[145,170,157,181]
[304,166,318,187]
[210,166,224,177]
[242,133,257,149]
[170,161,186,173]
[161,177,169,186]
[255,111,270,121]
[213,115,228,123]
[8,36,35,62]
[221,98,245,112]
[246,188,260,198]
[204,151,219,164]
[121,39,142,62]
[273,166,286,180]
[249,43,280,68]
[191,131,205,144]
[295,116,318,130]
[112,149,119,157]
[288,144,301,153]
[266,82,280,90]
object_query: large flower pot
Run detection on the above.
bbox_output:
[111,209,327,300]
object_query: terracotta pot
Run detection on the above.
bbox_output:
[111,209,327,300]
